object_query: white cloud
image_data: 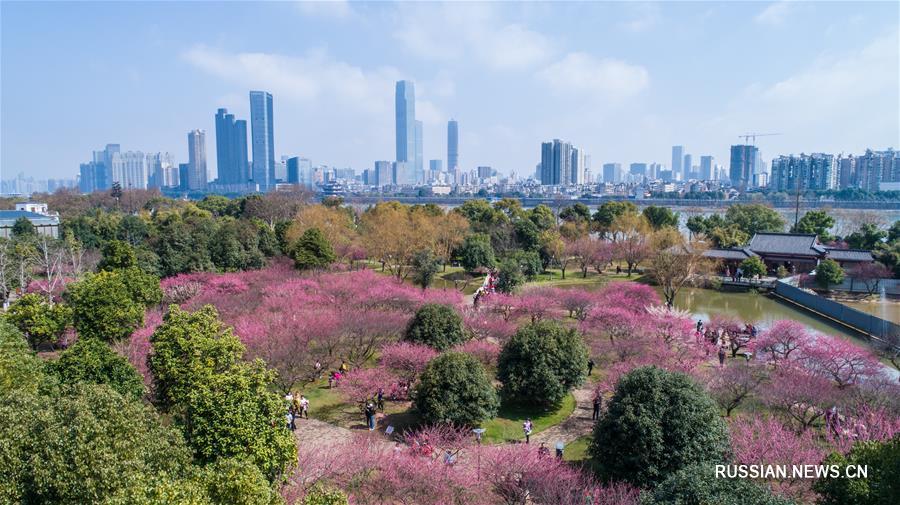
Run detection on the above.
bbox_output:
[295,0,352,19]
[535,52,649,102]
[755,1,793,26]
[620,2,661,32]
[393,3,553,71]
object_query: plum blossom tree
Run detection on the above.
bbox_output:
[763,364,839,432]
[707,361,768,417]
[804,337,882,389]
[379,342,438,383]
[751,320,813,367]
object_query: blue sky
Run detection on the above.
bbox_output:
[2,1,898,180]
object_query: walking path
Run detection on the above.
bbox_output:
[531,385,595,446]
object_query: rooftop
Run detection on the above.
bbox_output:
[748,232,825,257]
[0,210,60,224]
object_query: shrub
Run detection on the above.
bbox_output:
[5,293,71,349]
[98,239,138,271]
[460,233,495,272]
[815,259,845,290]
[50,337,145,400]
[740,256,767,278]
[404,303,466,351]
[497,320,588,406]
[411,249,441,290]
[64,270,147,342]
[495,257,525,294]
[414,352,499,426]
[813,436,900,505]
[642,464,794,505]
[590,366,729,487]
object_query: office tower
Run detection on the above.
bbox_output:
[729,145,759,189]
[374,161,392,187]
[395,81,416,165]
[570,147,585,184]
[477,166,494,179]
[414,120,424,183]
[683,154,692,179]
[602,163,623,184]
[629,163,647,178]
[393,161,412,185]
[540,139,575,185]
[770,153,836,192]
[110,151,148,190]
[250,91,275,191]
[287,157,313,186]
[447,119,459,171]
[429,160,443,183]
[178,163,190,191]
[214,108,249,184]
[671,146,684,180]
[700,156,714,180]
[648,163,662,179]
[187,129,207,190]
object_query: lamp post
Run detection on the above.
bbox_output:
[473,428,486,481]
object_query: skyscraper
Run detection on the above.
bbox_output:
[250,91,275,191]
[110,151,148,189]
[540,139,575,185]
[374,161,392,187]
[629,163,648,177]
[770,153,837,192]
[700,156,714,180]
[414,120,424,183]
[447,119,459,171]
[602,163,623,184]
[395,81,416,165]
[683,154,693,179]
[729,145,759,189]
[147,152,177,188]
[187,129,207,190]
[671,146,684,180]
[215,108,249,184]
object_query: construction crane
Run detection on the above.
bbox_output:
[738,132,782,145]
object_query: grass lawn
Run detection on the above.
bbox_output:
[526,268,640,290]
[481,393,576,444]
[298,378,411,430]
[562,435,591,462]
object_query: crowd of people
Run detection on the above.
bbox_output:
[284,391,310,431]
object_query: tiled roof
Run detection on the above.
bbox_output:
[825,248,874,262]
[704,248,757,260]
[0,210,59,225]
[748,232,823,256]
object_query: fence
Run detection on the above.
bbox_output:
[774,277,900,339]
[830,277,900,296]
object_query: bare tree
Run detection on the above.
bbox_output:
[647,228,713,307]
[34,235,66,302]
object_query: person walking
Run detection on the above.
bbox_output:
[696,319,703,333]
[587,358,595,377]
[286,410,296,431]
[718,345,727,367]
[523,418,533,444]
[365,401,376,431]
[377,387,385,411]
[538,442,550,457]
[592,395,602,420]
[299,395,309,419]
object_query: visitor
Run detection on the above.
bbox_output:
[300,395,309,419]
[292,395,301,417]
[314,360,322,375]
[285,391,294,404]
[616,265,621,275]
[328,371,335,388]
[696,319,703,333]
[718,345,727,367]
[286,410,295,431]
[377,387,385,411]
[365,401,376,431]
[443,449,456,466]
[592,395,602,420]
[523,418,533,444]
[587,358,595,376]
[333,370,342,384]
[538,442,550,458]
[340,361,349,375]
[555,441,564,459]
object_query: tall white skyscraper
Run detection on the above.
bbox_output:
[110,151,148,189]
[250,91,275,191]
[187,129,207,190]
[671,145,684,180]
[447,119,459,171]
[395,81,416,165]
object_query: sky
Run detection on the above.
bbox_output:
[2,1,899,181]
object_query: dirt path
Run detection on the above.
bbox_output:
[531,385,596,446]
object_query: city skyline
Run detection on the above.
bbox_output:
[2,1,898,180]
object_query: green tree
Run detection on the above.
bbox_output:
[404,303,466,351]
[559,203,591,223]
[0,384,194,505]
[460,233,496,272]
[845,223,887,250]
[642,205,679,230]
[592,201,637,235]
[116,214,150,246]
[642,464,794,505]
[527,204,556,231]
[98,239,138,271]
[512,218,541,251]
[0,321,46,395]
[149,305,244,410]
[303,485,349,505]
[495,257,525,294]
[724,204,785,236]
[813,437,900,505]
[590,366,729,487]
[11,216,37,239]
[50,337,145,400]
[709,224,751,248]
[874,241,900,278]
[888,220,900,243]
[511,250,543,280]
[65,270,147,341]
[291,227,336,271]
[414,352,499,425]
[816,258,845,290]
[411,249,441,290]
[497,321,588,406]
[196,195,232,217]
[5,293,72,349]
[740,256,767,278]
[199,458,282,505]
[791,210,836,242]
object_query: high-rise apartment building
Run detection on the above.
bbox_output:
[540,139,576,185]
[602,163,623,184]
[215,108,249,184]
[770,153,836,192]
[395,81,416,166]
[393,161,413,185]
[110,151,148,189]
[287,157,313,187]
[147,152,177,188]
[729,144,759,189]
[700,156,714,180]
[671,146,684,180]
[187,129,207,190]
[837,154,856,189]
[629,163,647,179]
[683,154,693,179]
[249,91,275,191]
[374,161,392,187]
[855,149,899,192]
[447,119,459,171]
